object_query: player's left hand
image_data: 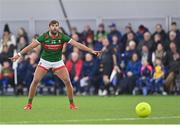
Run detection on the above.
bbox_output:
[92,50,102,57]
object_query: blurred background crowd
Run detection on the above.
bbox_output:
[0,21,180,96]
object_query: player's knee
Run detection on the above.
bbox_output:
[63,78,71,86]
[32,79,40,85]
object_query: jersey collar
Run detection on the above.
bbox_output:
[49,31,59,39]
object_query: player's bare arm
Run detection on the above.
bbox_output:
[69,39,102,57]
[10,40,40,62]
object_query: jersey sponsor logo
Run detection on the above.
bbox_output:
[45,40,50,43]
[42,43,63,50]
[52,40,56,44]
[44,40,62,44]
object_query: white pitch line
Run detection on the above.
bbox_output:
[0,116,180,124]
[63,116,180,122]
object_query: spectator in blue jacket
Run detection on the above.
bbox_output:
[119,53,141,94]
[122,41,139,65]
[17,52,38,92]
[126,53,141,77]
[80,53,98,95]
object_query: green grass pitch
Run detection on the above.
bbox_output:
[0,96,180,124]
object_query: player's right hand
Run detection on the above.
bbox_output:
[92,50,102,57]
[9,54,21,62]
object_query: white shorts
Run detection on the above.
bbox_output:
[38,58,65,72]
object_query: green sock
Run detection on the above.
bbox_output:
[69,98,74,104]
[28,98,33,104]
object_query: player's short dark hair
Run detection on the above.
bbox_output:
[49,20,59,26]
[171,22,177,26]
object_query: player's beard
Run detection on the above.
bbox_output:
[51,29,58,35]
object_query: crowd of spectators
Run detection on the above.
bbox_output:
[0,22,180,96]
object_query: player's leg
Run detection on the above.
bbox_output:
[24,66,48,110]
[53,67,77,109]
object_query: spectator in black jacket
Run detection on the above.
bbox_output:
[108,23,122,43]
[137,32,153,53]
[152,33,169,52]
[153,24,167,41]
[0,45,12,64]
[168,30,180,48]
[99,38,118,95]
[170,22,180,42]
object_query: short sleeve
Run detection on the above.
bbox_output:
[61,34,71,43]
[36,34,45,43]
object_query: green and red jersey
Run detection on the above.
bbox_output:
[36,31,72,62]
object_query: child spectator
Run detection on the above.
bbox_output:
[0,61,14,94]
[151,58,166,95]
[134,59,153,96]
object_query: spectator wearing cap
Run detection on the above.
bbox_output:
[107,23,122,43]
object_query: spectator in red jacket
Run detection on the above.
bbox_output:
[66,52,83,94]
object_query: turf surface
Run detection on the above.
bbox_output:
[0,95,180,124]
